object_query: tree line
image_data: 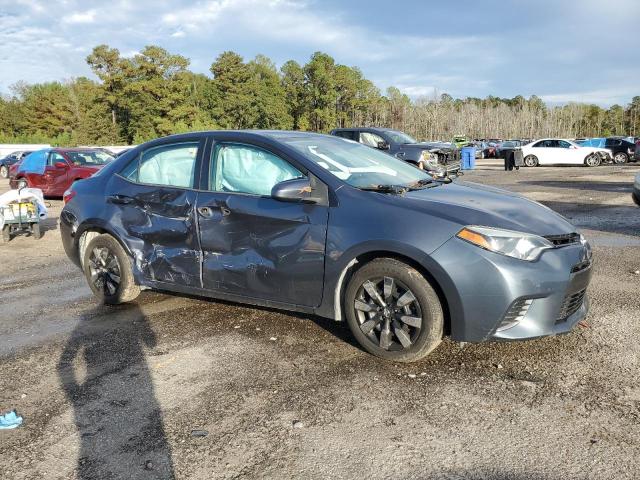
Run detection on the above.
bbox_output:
[0,44,638,146]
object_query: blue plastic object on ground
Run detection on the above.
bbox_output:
[461,146,476,170]
[0,410,23,429]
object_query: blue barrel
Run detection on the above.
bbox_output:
[461,146,476,170]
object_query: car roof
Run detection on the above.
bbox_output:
[331,127,397,132]
[53,147,109,152]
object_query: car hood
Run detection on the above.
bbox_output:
[400,180,576,236]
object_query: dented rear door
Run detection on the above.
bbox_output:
[107,138,205,287]
[196,138,329,307]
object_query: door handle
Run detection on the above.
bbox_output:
[197,206,213,218]
[198,206,230,217]
[107,194,135,205]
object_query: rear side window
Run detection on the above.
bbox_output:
[123,142,198,188]
[334,130,357,141]
[209,143,304,196]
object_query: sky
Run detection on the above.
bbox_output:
[0,0,638,106]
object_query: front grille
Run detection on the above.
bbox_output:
[544,233,581,247]
[497,298,533,331]
[556,289,587,323]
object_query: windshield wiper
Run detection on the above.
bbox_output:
[406,178,440,190]
[359,184,408,195]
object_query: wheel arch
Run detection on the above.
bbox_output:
[75,221,135,268]
[332,248,456,336]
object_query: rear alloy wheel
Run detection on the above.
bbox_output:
[585,154,601,167]
[613,152,628,164]
[524,155,538,167]
[0,165,8,178]
[345,258,443,362]
[83,234,140,304]
[16,178,28,189]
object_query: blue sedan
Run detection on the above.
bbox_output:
[60,131,593,362]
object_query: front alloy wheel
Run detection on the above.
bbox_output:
[345,258,443,362]
[354,276,422,351]
[524,155,538,167]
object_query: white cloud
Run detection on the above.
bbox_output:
[0,0,638,105]
[541,88,639,106]
[63,9,97,24]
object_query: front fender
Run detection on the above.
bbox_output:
[315,239,461,325]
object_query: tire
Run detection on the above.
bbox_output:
[0,165,8,178]
[613,152,628,164]
[524,155,538,167]
[16,178,28,189]
[585,154,601,167]
[31,223,42,240]
[83,234,140,305]
[1,225,10,243]
[344,258,444,362]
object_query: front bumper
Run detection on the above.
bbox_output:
[430,236,593,342]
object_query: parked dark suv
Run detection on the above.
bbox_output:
[60,130,592,362]
[605,137,636,164]
[330,127,460,178]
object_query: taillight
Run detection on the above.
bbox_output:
[63,187,76,204]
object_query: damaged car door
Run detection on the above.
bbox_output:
[113,140,203,287]
[196,140,329,307]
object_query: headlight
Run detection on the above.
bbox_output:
[457,226,554,261]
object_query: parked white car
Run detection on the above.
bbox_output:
[521,139,612,167]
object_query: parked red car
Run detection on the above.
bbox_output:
[10,148,114,196]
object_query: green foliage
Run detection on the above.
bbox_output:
[0,44,637,146]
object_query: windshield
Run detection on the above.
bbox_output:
[501,141,517,148]
[287,136,433,189]
[385,130,417,144]
[65,150,114,165]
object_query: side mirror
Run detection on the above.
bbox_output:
[55,161,68,169]
[271,178,323,204]
[377,141,390,150]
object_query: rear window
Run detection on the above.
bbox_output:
[66,150,114,165]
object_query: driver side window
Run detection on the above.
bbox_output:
[209,144,304,196]
[359,132,385,148]
[47,152,65,166]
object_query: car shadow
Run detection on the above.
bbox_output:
[57,303,175,479]
[155,288,361,350]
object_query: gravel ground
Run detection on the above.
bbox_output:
[0,161,639,479]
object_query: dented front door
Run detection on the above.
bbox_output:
[196,141,329,307]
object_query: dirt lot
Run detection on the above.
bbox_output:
[1,162,639,479]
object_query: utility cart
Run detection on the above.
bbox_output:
[0,190,43,243]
